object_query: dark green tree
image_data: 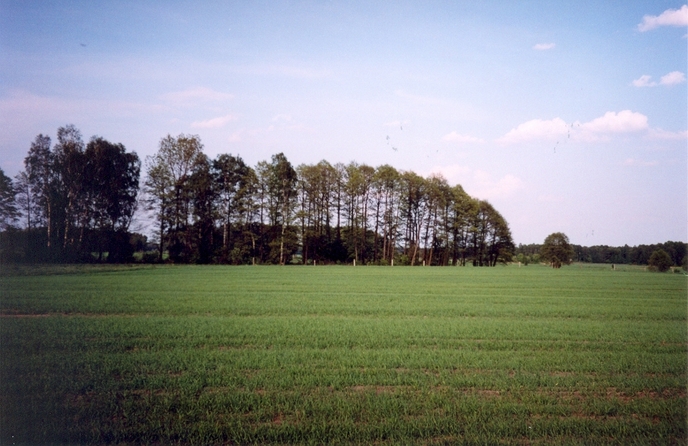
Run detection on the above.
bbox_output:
[541,232,575,268]
[23,134,54,250]
[212,153,250,259]
[648,249,672,272]
[84,136,141,262]
[269,153,298,264]
[0,168,18,231]
[189,154,215,263]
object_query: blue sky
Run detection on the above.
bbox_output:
[1,1,686,245]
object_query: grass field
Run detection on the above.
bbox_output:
[0,264,686,445]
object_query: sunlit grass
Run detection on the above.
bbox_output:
[1,264,685,444]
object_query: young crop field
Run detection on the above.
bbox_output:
[0,264,686,445]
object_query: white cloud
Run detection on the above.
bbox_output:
[497,111,655,144]
[442,131,485,144]
[471,171,524,200]
[659,71,686,85]
[637,5,688,32]
[631,75,656,87]
[533,43,556,50]
[427,164,523,200]
[190,114,237,129]
[580,110,648,134]
[632,71,686,87]
[496,118,568,144]
[160,87,234,104]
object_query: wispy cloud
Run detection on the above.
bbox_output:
[632,71,685,87]
[428,164,524,200]
[533,43,555,50]
[471,171,524,200]
[538,194,563,203]
[647,128,688,140]
[637,5,688,32]
[160,87,234,104]
[230,64,332,79]
[622,158,658,167]
[272,114,293,123]
[631,75,656,87]
[190,114,237,129]
[384,120,410,128]
[442,131,485,144]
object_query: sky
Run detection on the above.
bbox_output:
[1,1,686,246]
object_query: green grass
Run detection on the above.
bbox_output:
[1,264,685,445]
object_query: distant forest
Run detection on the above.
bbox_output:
[515,241,686,268]
[0,125,684,267]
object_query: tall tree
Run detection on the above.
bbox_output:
[267,153,297,265]
[84,137,141,261]
[399,171,428,265]
[212,153,250,258]
[23,134,54,248]
[144,134,204,262]
[13,171,35,231]
[0,168,18,231]
[372,165,400,264]
[189,154,215,263]
[53,124,86,251]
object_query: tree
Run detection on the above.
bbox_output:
[541,232,574,268]
[267,153,297,265]
[372,165,400,265]
[212,153,250,258]
[144,134,204,262]
[14,171,37,233]
[53,124,86,251]
[648,249,672,272]
[0,168,18,231]
[189,154,215,263]
[84,137,141,262]
[22,134,53,248]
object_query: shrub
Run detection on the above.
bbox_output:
[648,249,672,272]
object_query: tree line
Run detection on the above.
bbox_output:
[515,240,686,268]
[0,126,514,265]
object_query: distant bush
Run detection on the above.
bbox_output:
[141,251,160,263]
[648,249,672,272]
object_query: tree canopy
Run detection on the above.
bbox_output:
[648,249,672,272]
[540,232,575,268]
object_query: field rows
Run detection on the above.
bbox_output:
[1,265,686,444]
